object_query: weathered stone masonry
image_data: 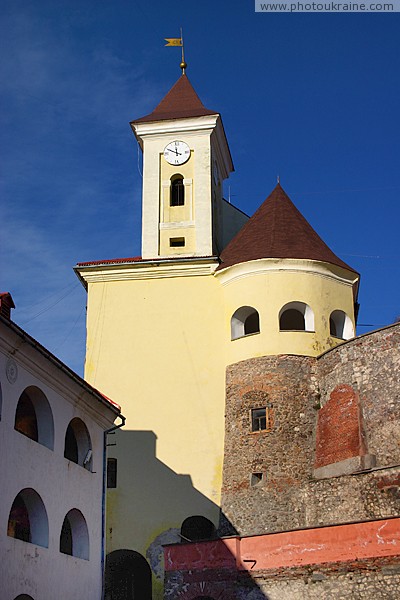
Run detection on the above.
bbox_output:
[220,323,400,536]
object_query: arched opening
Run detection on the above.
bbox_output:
[231,306,260,340]
[64,418,92,470]
[279,301,314,332]
[14,386,54,449]
[329,310,354,340]
[181,516,217,542]
[8,488,49,548]
[105,549,152,600]
[170,175,185,206]
[60,509,89,560]
[14,596,35,600]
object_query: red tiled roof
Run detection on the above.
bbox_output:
[218,184,357,273]
[132,74,217,123]
[77,257,142,267]
[76,256,218,267]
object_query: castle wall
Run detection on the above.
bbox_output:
[164,519,400,600]
[220,324,400,538]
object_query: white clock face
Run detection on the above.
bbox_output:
[163,140,190,166]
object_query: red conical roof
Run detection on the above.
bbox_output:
[132,74,217,123]
[218,184,356,273]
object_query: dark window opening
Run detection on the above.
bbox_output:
[15,392,38,441]
[231,306,260,340]
[170,177,184,206]
[244,311,260,335]
[59,509,89,559]
[107,458,117,488]
[251,472,264,487]
[8,494,31,542]
[251,407,267,431]
[280,308,305,331]
[181,516,216,542]
[64,424,79,463]
[329,317,337,337]
[60,516,73,555]
[169,237,185,247]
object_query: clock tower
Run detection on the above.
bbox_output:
[130,73,237,259]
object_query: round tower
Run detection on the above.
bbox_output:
[215,183,359,364]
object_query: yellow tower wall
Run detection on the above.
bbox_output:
[81,261,226,565]
[217,258,358,365]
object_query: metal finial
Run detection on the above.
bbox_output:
[180,27,186,74]
[277,174,280,184]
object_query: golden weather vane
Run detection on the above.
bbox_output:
[165,27,187,74]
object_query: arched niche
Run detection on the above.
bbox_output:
[8,488,49,548]
[329,309,354,340]
[231,306,260,340]
[279,301,314,332]
[60,508,89,560]
[64,417,92,470]
[14,386,54,449]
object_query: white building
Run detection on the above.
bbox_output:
[0,293,123,600]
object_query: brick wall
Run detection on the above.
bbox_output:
[314,384,363,469]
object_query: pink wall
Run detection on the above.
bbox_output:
[165,518,400,573]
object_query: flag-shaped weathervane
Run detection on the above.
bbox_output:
[165,28,187,73]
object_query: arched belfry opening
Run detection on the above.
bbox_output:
[170,174,185,206]
[104,549,152,600]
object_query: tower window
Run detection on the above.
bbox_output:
[107,458,117,488]
[251,407,267,431]
[329,310,354,340]
[170,237,185,247]
[279,301,314,332]
[250,472,264,487]
[170,176,185,206]
[231,306,260,340]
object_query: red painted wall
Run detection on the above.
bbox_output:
[314,384,364,469]
[165,519,400,573]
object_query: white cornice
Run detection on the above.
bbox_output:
[76,259,219,283]
[132,115,219,139]
[215,258,359,288]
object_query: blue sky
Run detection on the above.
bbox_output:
[1,1,399,376]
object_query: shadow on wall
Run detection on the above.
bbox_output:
[104,429,268,600]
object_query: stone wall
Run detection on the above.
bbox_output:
[221,354,318,535]
[317,323,400,468]
[220,324,400,537]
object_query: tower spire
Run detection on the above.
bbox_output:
[180,27,187,74]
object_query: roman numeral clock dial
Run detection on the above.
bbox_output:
[163,140,191,165]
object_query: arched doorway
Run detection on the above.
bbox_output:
[105,549,152,599]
